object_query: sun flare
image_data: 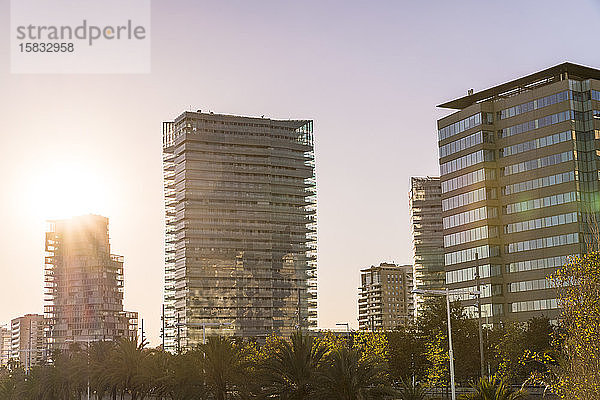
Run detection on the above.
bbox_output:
[24,161,111,221]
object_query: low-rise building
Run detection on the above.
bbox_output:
[11,314,45,371]
[358,263,414,330]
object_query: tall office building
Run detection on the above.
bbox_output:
[44,215,138,351]
[358,263,414,330]
[10,314,44,371]
[409,177,444,317]
[437,62,600,323]
[162,111,317,351]
[0,325,11,367]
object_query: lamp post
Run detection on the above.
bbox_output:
[475,253,485,378]
[412,287,480,400]
[335,323,352,345]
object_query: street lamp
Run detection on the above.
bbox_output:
[412,287,480,400]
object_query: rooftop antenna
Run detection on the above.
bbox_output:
[468,89,474,96]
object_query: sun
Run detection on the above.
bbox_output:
[24,161,112,221]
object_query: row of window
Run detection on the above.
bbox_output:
[505,232,579,254]
[442,188,496,212]
[449,284,493,302]
[444,225,498,248]
[464,303,503,318]
[501,110,571,138]
[439,131,494,158]
[505,211,577,234]
[446,264,501,284]
[445,244,499,266]
[592,90,600,101]
[509,278,554,293]
[438,113,483,141]
[503,171,575,195]
[500,130,572,158]
[500,91,570,120]
[511,298,558,313]
[503,151,573,176]
[443,206,498,229]
[440,150,495,175]
[506,255,572,273]
[569,79,591,92]
[504,191,576,214]
[441,168,495,194]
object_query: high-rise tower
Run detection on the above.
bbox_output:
[44,215,138,351]
[437,62,600,323]
[409,177,444,317]
[162,111,317,351]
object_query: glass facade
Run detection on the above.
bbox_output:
[446,264,502,284]
[503,171,574,195]
[507,255,572,273]
[445,244,499,266]
[503,151,573,176]
[440,149,495,175]
[443,206,497,229]
[439,130,494,158]
[501,110,571,138]
[442,187,495,211]
[509,278,554,293]
[410,177,445,318]
[505,211,577,234]
[438,113,482,141]
[504,191,577,214]
[499,91,570,120]
[511,299,558,313]
[441,168,495,193]
[163,112,317,351]
[500,130,572,158]
[444,225,498,248]
[506,232,579,254]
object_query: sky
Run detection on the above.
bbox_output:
[1,0,600,345]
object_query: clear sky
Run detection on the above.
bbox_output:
[1,0,600,345]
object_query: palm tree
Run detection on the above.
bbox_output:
[314,346,395,400]
[201,336,250,400]
[156,349,209,400]
[460,376,527,400]
[0,368,26,400]
[104,337,151,400]
[260,331,327,400]
[397,380,428,400]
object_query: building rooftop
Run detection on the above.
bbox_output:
[438,62,600,110]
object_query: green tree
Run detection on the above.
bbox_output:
[545,252,600,399]
[315,346,395,400]
[387,326,427,384]
[424,330,449,388]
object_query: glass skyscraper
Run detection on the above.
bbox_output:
[409,176,444,317]
[162,111,317,351]
[438,63,600,323]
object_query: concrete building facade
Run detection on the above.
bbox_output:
[437,62,600,323]
[0,325,11,367]
[10,314,44,371]
[162,111,317,351]
[358,263,414,330]
[409,176,445,317]
[44,215,138,351]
